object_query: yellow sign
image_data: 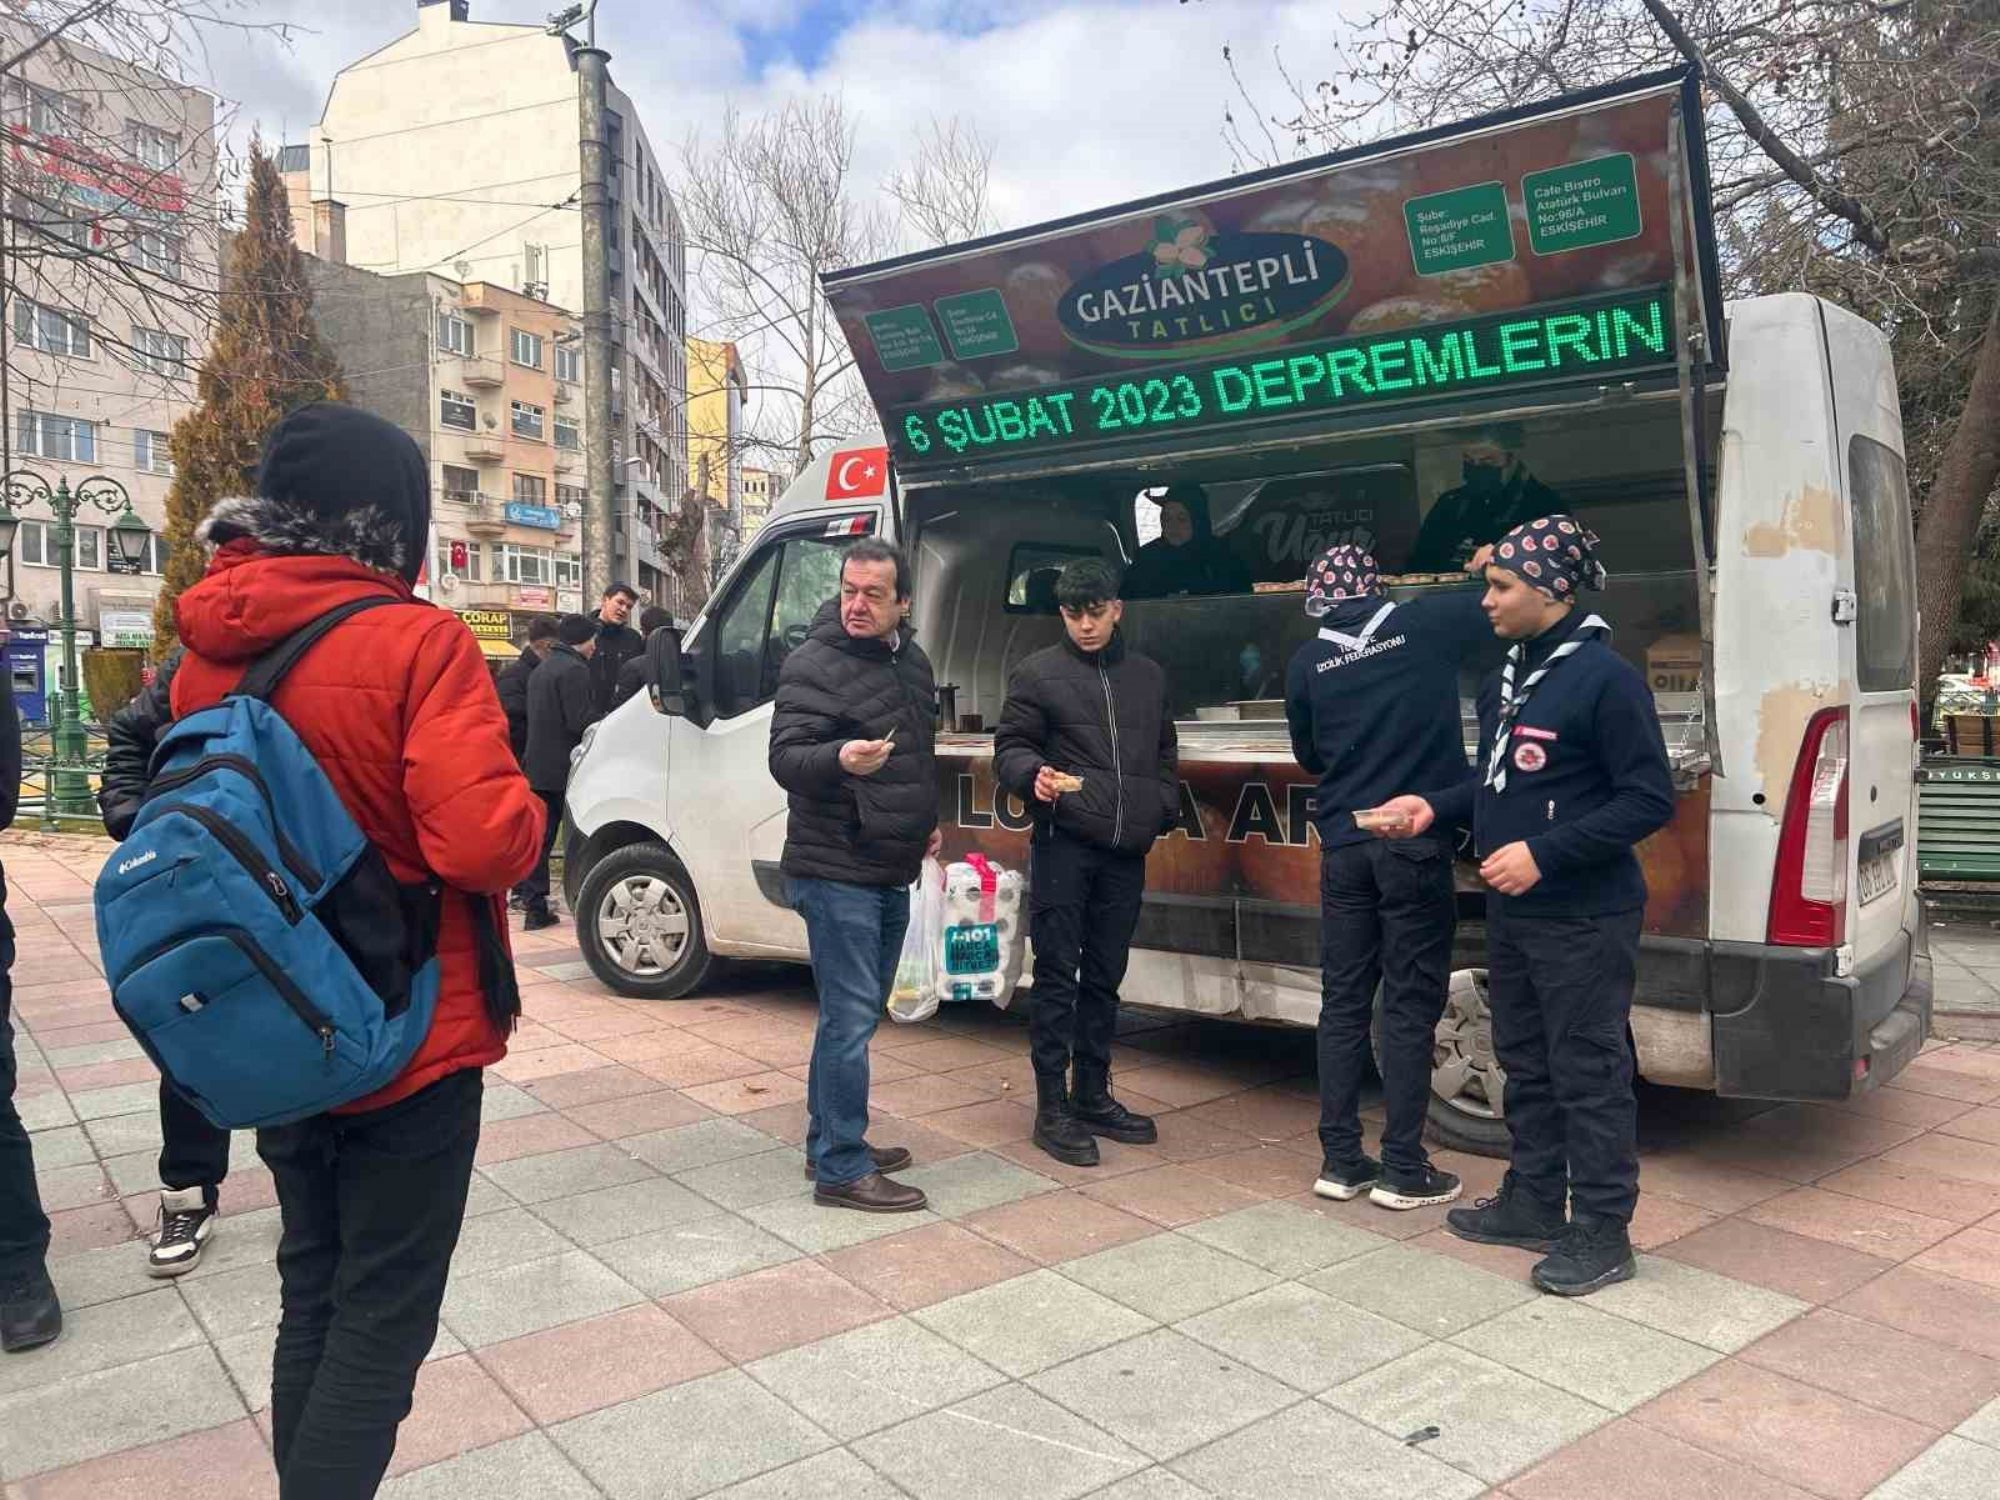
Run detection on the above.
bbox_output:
[457,609,513,641]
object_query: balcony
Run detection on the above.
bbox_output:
[461,432,505,463]
[462,497,507,539]
[554,382,575,406]
[458,355,505,388]
[456,284,504,317]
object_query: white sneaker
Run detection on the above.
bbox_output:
[146,1187,218,1278]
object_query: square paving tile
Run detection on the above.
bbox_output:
[624,1117,778,1174]
[925,1098,1038,1148]
[563,1089,714,1141]
[478,1304,726,1424]
[1836,1266,2000,1362]
[7,1417,276,1500]
[376,1432,598,1500]
[631,1043,769,1091]
[1869,1435,2000,1500]
[1179,1281,1425,1394]
[530,1175,728,1247]
[45,1238,166,1312]
[1168,1400,1484,1500]
[0,1345,245,1481]
[479,1141,657,1206]
[1086,1471,1216,1500]
[1179,1200,1391,1278]
[1630,1358,1938,1499]
[1079,1164,1266,1228]
[181,1262,284,1342]
[0,1287,202,1398]
[962,1190,1159,1265]
[1451,1296,1720,1412]
[1660,1216,1897,1304]
[702,1449,905,1500]
[1744,1186,1963,1261]
[1912,1226,2000,1291]
[1585,1254,1808,1353]
[662,1257,891,1363]
[440,1248,643,1348]
[743,1191,942,1254]
[594,1212,801,1298]
[1324,1342,1613,1485]
[680,1070,812,1116]
[1305,1242,1537,1338]
[1962,1394,2000,1446]
[668,1144,815,1210]
[473,1113,598,1167]
[551,1367,833,1500]
[853,1383,1145,1500]
[1880,1134,2000,1189]
[1817,1161,2000,1226]
[744,1315,1005,1440]
[913,1267,1155,1377]
[1504,1418,1821,1500]
[821,1221,1035,1311]
[385,1354,535,1478]
[448,1206,572,1277]
[1739,1308,2000,1428]
[1031,1326,1299,1462]
[894,1151,1060,1219]
[1060,1232,1279,1323]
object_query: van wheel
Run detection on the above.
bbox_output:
[1372,969,1511,1158]
[576,842,713,1000]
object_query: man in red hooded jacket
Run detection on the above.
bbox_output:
[98,403,544,1498]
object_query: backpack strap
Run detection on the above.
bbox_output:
[232,595,401,702]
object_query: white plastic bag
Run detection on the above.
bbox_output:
[887,857,945,1022]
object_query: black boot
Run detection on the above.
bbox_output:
[1070,1062,1158,1144]
[1445,1171,1566,1251]
[0,1266,61,1354]
[1032,1072,1099,1167]
[1531,1217,1636,1297]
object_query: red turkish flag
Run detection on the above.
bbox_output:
[825,446,889,501]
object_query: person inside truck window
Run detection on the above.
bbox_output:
[1235,642,1278,700]
[1122,484,1253,599]
[1405,423,1564,574]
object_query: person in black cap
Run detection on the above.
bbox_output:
[587,582,643,718]
[1121,484,1252,599]
[519,614,599,929]
[498,616,560,765]
[1405,423,1564,574]
[1377,515,1673,1297]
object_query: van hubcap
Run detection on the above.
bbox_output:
[596,875,689,978]
[1432,970,1505,1120]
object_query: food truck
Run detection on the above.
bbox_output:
[563,67,1930,1152]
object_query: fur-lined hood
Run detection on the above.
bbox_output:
[198,494,416,581]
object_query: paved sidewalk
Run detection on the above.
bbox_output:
[5,830,2000,1499]
[1932,911,2000,1039]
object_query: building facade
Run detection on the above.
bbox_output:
[739,465,790,542]
[1,18,218,680]
[288,0,686,607]
[686,336,746,590]
[305,257,586,649]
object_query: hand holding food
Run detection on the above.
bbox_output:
[840,737,893,776]
[1364,795,1436,839]
[1034,766,1084,803]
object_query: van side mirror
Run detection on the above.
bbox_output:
[642,627,691,716]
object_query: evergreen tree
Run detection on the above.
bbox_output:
[151,139,344,653]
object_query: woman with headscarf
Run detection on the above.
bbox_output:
[1375,515,1674,1299]
[1283,543,1487,1216]
[1121,483,1253,599]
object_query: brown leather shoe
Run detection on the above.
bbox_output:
[803,1145,912,1181]
[813,1171,928,1214]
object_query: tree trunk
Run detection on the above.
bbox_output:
[1915,294,2000,695]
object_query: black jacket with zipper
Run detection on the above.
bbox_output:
[769,599,939,888]
[994,629,1178,856]
[99,653,179,840]
[523,643,596,794]
[495,644,541,760]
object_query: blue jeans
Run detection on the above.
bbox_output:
[789,877,910,1187]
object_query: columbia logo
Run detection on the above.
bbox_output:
[117,850,158,876]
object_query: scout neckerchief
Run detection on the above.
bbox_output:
[1484,613,1611,791]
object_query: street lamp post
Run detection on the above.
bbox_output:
[0,469,152,824]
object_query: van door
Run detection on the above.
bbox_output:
[1821,306,1919,973]
[668,511,880,954]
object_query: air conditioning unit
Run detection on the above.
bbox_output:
[7,601,29,620]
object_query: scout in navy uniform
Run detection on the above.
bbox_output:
[1284,543,1486,1211]
[1377,516,1674,1296]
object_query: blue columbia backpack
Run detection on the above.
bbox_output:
[95,597,445,1129]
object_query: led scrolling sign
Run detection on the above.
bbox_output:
[893,285,1676,467]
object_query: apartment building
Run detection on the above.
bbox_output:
[687,336,746,592]
[283,0,688,607]
[0,17,218,666]
[306,256,586,649]
[740,465,790,542]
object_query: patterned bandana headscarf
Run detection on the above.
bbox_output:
[1489,514,1606,601]
[1303,543,1384,618]
[1483,514,1611,792]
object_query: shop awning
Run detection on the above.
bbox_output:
[475,637,518,660]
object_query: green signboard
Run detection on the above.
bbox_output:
[1523,153,1643,255]
[864,305,947,371]
[935,288,1020,360]
[1403,181,1516,276]
[892,285,1673,467]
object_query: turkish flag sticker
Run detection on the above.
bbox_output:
[825,446,889,501]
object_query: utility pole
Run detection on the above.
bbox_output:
[569,7,617,601]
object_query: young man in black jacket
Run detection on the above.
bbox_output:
[586,582,643,718]
[497,615,558,762]
[518,614,598,930]
[770,539,940,1214]
[1285,544,1486,1212]
[994,559,1177,1167]
[1378,516,1673,1296]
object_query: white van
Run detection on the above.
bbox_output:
[563,72,1929,1152]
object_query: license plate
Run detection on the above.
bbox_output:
[1858,854,1898,906]
[1857,820,1906,907]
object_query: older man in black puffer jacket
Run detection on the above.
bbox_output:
[994,558,1179,1169]
[770,538,940,1215]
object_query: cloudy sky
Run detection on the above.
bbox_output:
[201,0,1344,238]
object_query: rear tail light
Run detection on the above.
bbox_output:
[1767,706,1849,946]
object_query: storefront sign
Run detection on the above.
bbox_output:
[516,587,552,609]
[555,590,582,613]
[456,609,513,641]
[98,609,154,646]
[505,502,561,530]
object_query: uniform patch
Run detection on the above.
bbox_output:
[1512,741,1548,773]
[1514,726,1558,742]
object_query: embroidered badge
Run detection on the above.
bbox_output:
[1512,741,1548,773]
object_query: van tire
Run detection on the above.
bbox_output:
[1371,969,1511,1159]
[576,842,714,1001]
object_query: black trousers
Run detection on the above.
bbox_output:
[0,896,51,1282]
[1487,899,1642,1224]
[1028,832,1146,1081]
[1317,837,1456,1175]
[513,791,564,913]
[257,1067,482,1500]
[159,1079,230,1209]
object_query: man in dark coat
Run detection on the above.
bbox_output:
[519,614,598,929]
[1405,422,1565,573]
[1121,484,1252,599]
[769,539,940,1214]
[497,616,559,761]
[586,582,643,718]
[994,558,1177,1168]
[614,606,675,710]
